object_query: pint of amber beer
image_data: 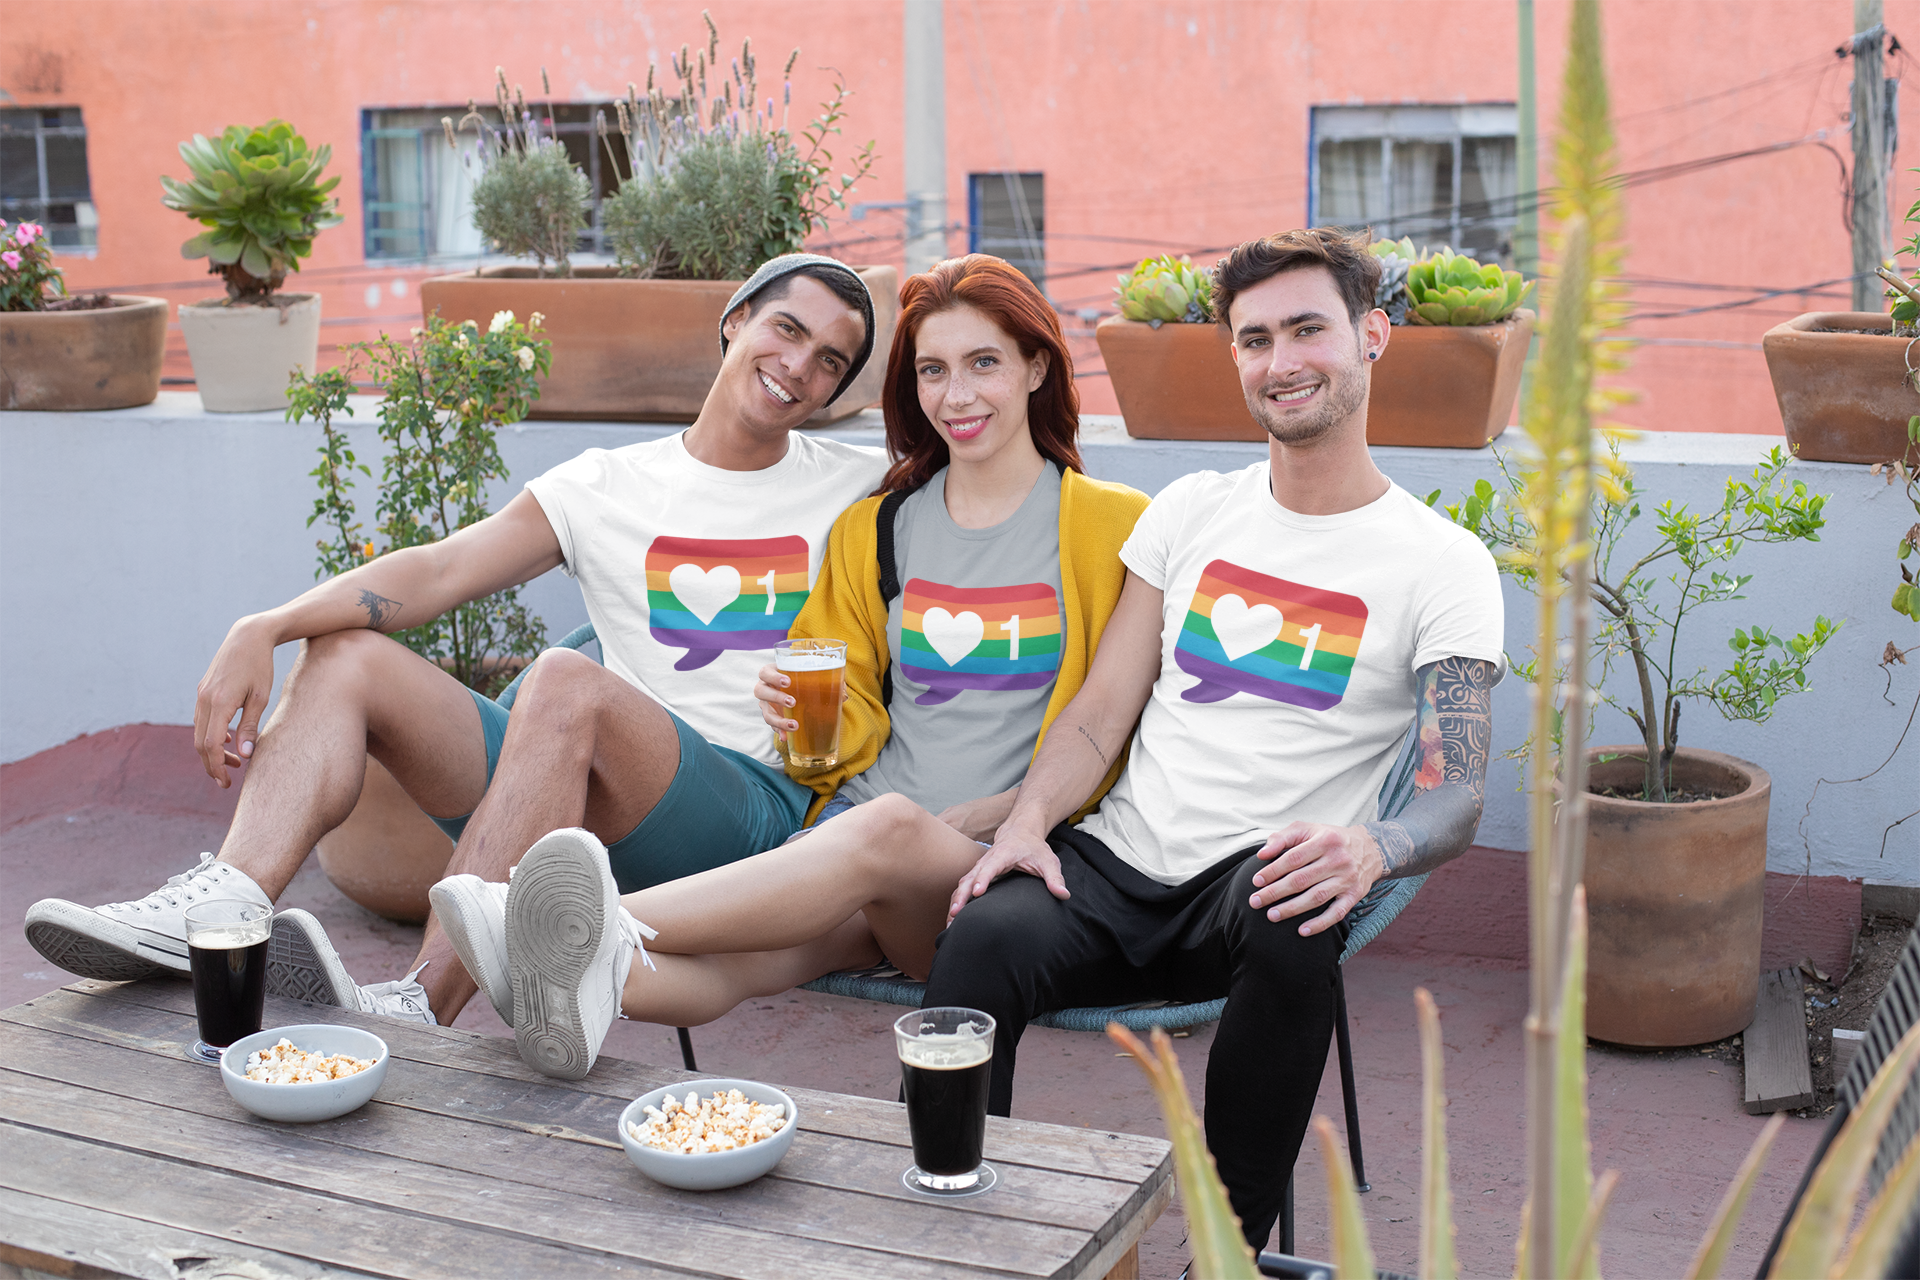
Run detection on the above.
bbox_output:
[775,639,847,768]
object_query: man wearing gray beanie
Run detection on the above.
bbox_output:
[27,254,889,1038]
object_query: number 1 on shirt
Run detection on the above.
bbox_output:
[759,569,778,616]
[1001,615,1020,660]
[1297,622,1321,670]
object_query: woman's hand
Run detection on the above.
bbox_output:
[754,663,798,741]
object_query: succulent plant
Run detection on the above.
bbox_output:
[1369,236,1418,325]
[1114,254,1213,324]
[1405,248,1533,326]
[161,121,341,303]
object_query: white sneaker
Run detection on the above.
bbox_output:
[269,908,436,1024]
[431,873,513,1027]
[24,853,272,982]
[507,828,656,1080]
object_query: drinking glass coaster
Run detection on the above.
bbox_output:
[903,1163,997,1197]
[187,1041,225,1065]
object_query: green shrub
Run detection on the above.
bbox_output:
[160,120,341,302]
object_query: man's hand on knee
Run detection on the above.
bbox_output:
[948,827,1069,923]
[1250,822,1386,936]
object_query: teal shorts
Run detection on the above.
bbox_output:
[430,691,814,894]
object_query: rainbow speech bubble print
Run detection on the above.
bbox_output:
[900,578,1061,706]
[1174,559,1367,707]
[646,535,810,671]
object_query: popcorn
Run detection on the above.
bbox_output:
[625,1088,790,1155]
[243,1038,376,1085]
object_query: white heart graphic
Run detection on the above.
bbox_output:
[1210,593,1284,662]
[921,607,985,667]
[668,563,742,626]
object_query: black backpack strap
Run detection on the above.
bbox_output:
[875,486,919,709]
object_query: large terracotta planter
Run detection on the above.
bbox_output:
[1095,310,1532,447]
[1762,311,1920,464]
[314,757,453,924]
[178,293,322,413]
[418,264,899,424]
[0,295,168,411]
[1583,746,1771,1047]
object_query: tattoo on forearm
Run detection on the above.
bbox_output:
[358,590,403,630]
[1367,657,1497,878]
[1075,724,1110,768]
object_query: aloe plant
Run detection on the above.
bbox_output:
[160,121,342,302]
[1406,248,1533,326]
[1114,254,1213,324]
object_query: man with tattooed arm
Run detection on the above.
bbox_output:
[927,229,1504,1252]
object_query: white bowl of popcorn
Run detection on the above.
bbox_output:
[219,1024,389,1123]
[617,1078,799,1190]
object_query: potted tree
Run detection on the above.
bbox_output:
[0,219,168,411]
[1101,240,1532,447]
[1454,443,1840,1045]
[285,310,551,922]
[421,23,892,423]
[161,120,341,413]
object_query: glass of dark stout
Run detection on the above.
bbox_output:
[184,901,271,1064]
[894,1007,996,1194]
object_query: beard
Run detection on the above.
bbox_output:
[1245,342,1369,446]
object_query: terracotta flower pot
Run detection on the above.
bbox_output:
[0,295,168,411]
[314,756,453,924]
[1095,311,1531,447]
[418,264,899,424]
[1582,746,1771,1047]
[1762,311,1920,464]
[178,293,322,413]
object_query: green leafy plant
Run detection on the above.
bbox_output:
[1113,254,1213,324]
[1406,247,1533,326]
[0,219,66,312]
[599,16,875,280]
[1369,236,1418,325]
[1454,444,1839,801]
[287,310,552,697]
[159,121,341,303]
[457,71,592,279]
[1894,421,1920,622]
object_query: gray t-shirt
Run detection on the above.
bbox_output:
[838,464,1066,814]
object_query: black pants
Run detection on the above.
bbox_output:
[922,824,1347,1251]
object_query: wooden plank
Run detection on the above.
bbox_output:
[0,1185,375,1280]
[1744,967,1815,1114]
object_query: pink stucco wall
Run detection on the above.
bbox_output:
[9,0,1912,431]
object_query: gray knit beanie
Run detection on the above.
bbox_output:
[718,253,876,406]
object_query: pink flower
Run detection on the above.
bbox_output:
[1,251,20,271]
[15,223,41,247]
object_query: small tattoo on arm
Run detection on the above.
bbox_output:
[358,590,403,630]
[1365,820,1416,874]
[1075,724,1110,768]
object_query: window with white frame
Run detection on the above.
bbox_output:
[362,105,630,261]
[1310,105,1519,265]
[969,172,1045,289]
[0,107,97,252]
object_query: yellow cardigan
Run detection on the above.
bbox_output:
[787,467,1151,826]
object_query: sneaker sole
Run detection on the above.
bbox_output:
[267,909,360,1007]
[509,835,615,1081]
[430,879,513,1028]
[24,899,183,982]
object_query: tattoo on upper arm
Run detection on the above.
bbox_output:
[358,590,403,630]
[1075,724,1110,769]
[1366,657,1498,877]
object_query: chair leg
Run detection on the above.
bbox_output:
[1334,966,1369,1193]
[1278,1172,1295,1255]
[676,1026,698,1072]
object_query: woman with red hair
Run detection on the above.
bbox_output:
[443,256,1149,1078]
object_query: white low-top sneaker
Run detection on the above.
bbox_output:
[507,828,656,1080]
[430,873,513,1026]
[24,853,272,981]
[270,908,436,1024]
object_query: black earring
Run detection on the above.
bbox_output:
[1367,351,1378,361]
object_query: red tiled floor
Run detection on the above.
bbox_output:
[3,725,1830,1277]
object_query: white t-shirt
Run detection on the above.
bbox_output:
[1076,463,1506,884]
[524,431,888,764]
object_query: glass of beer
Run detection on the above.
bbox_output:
[895,1007,996,1194]
[775,638,847,769]
[184,901,271,1064]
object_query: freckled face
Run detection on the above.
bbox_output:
[912,304,1049,465]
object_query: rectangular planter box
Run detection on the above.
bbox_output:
[1762,311,1920,465]
[1096,310,1531,448]
[419,265,898,424]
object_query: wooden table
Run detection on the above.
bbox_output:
[0,981,1171,1279]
